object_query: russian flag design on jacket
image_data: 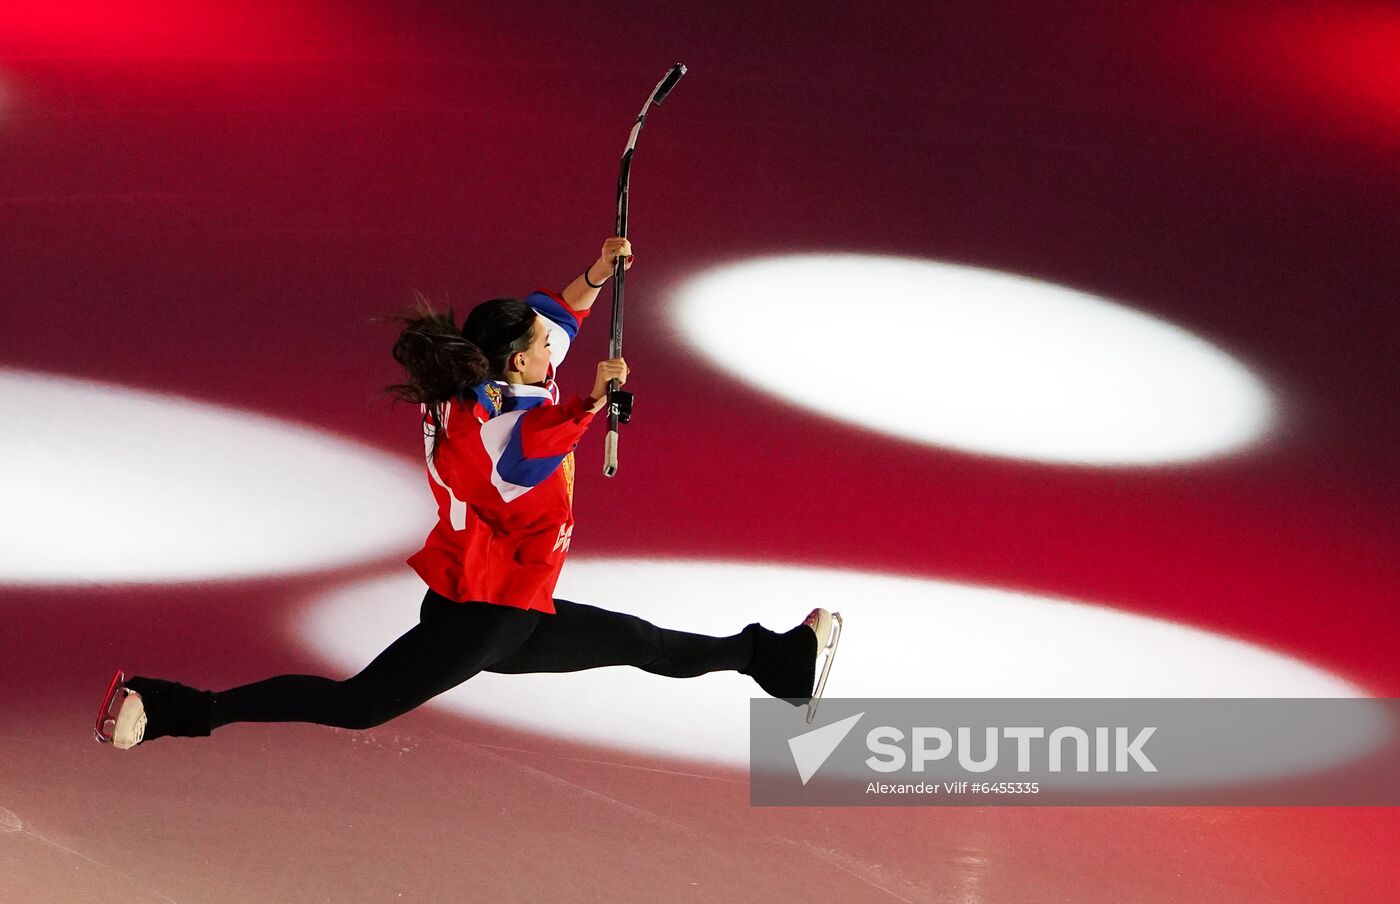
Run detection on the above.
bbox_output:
[406,290,594,613]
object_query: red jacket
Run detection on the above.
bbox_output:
[406,291,594,613]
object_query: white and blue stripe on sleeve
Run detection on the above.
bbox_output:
[478,393,564,502]
[524,290,582,371]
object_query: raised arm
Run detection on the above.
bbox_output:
[561,236,634,312]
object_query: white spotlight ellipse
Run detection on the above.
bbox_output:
[0,369,428,584]
[298,559,1372,774]
[672,255,1276,465]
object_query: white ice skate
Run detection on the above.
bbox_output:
[803,608,843,724]
[94,670,147,749]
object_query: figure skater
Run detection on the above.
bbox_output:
[97,236,836,749]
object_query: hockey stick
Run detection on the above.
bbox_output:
[603,62,687,478]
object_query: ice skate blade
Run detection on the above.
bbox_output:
[94,669,125,743]
[806,611,842,724]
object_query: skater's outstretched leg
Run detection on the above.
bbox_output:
[211,593,538,731]
[485,599,755,678]
[108,591,540,746]
[485,599,833,708]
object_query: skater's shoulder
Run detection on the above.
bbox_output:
[464,381,507,420]
[461,381,556,423]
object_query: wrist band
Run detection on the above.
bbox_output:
[583,267,606,289]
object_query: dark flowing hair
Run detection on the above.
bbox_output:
[384,293,537,459]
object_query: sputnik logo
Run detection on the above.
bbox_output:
[788,712,864,785]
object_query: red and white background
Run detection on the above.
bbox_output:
[1,2,1397,901]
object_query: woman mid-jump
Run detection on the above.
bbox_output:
[97,236,835,749]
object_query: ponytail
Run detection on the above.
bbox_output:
[383,294,537,459]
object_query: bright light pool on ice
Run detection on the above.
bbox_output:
[672,255,1277,465]
[0,368,427,584]
[298,559,1377,777]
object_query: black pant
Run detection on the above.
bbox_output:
[209,590,757,732]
